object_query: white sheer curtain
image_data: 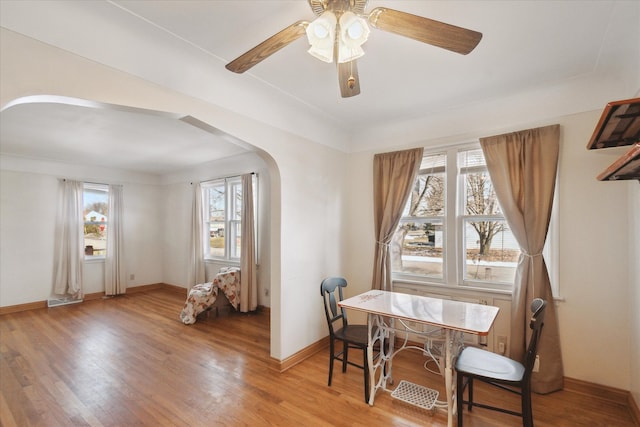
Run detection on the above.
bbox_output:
[105,184,126,295]
[52,179,84,298]
[240,173,257,312]
[188,183,206,287]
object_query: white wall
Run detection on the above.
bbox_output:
[0,150,270,307]
[0,168,57,305]
[0,148,272,309]
[0,156,164,305]
[159,181,192,288]
[555,111,631,389]
[345,110,634,391]
[0,29,347,363]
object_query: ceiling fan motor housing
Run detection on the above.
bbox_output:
[309,0,368,16]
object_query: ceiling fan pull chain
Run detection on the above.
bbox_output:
[348,60,356,89]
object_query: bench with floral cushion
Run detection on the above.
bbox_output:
[179,267,240,324]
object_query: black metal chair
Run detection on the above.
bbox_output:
[320,277,371,403]
[455,298,547,427]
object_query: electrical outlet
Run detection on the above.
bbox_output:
[533,355,540,372]
[264,288,269,297]
[478,298,490,305]
[497,335,507,354]
[129,274,135,280]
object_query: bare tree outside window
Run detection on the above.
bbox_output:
[392,147,519,286]
[392,153,445,278]
[460,149,519,282]
[465,172,503,256]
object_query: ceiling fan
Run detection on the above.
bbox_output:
[225,0,482,98]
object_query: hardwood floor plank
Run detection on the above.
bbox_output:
[1,289,636,426]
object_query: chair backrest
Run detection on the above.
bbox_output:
[320,277,349,336]
[523,298,547,378]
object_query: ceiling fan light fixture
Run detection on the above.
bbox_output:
[306,11,337,63]
[337,11,369,63]
[339,11,369,48]
[337,45,364,63]
[224,1,483,96]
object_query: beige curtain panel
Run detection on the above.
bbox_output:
[187,182,206,288]
[52,179,84,298]
[371,147,424,291]
[240,173,258,312]
[105,184,126,296]
[480,124,563,394]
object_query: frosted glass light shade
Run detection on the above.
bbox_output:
[337,11,370,63]
[306,12,337,63]
[339,12,369,48]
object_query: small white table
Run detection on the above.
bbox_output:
[339,290,499,427]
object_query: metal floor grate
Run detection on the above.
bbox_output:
[390,380,439,410]
[47,297,83,308]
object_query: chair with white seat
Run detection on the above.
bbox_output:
[455,298,547,427]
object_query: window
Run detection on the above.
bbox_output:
[392,145,520,291]
[83,183,108,257]
[458,148,519,286]
[392,152,446,280]
[202,177,242,260]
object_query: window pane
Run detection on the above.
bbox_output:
[230,181,242,221]
[463,171,503,216]
[405,173,445,217]
[458,147,486,169]
[463,218,519,283]
[393,152,445,278]
[83,185,108,256]
[202,178,244,260]
[209,221,225,257]
[459,149,503,216]
[207,184,225,222]
[392,220,444,279]
[206,184,225,258]
[229,220,241,259]
[404,153,446,217]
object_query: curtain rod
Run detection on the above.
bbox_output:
[191,172,255,185]
[60,179,111,186]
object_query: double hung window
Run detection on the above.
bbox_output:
[202,177,242,260]
[83,183,109,258]
[392,145,520,291]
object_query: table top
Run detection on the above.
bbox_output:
[339,290,499,336]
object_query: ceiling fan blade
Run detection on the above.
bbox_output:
[338,60,361,98]
[368,7,482,55]
[226,21,309,73]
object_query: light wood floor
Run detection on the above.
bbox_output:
[0,289,636,426]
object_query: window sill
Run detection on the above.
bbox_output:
[84,256,105,264]
[392,278,564,302]
[392,278,513,300]
[204,259,240,267]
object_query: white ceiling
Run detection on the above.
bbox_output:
[1,1,638,174]
[0,98,251,175]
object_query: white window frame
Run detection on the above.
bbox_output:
[392,142,560,297]
[201,177,242,261]
[83,182,109,260]
[456,151,513,291]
